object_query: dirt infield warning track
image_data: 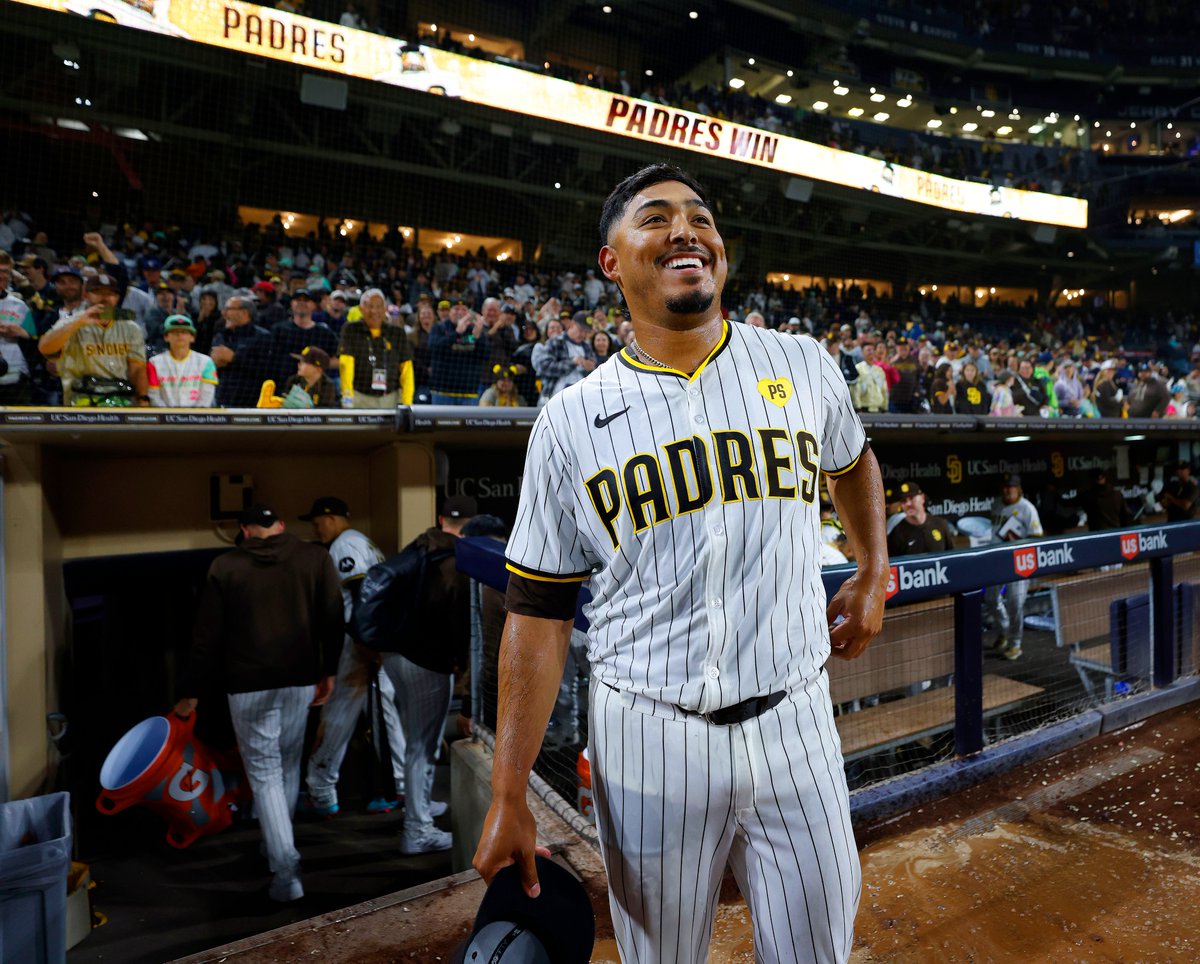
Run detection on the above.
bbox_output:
[851,701,1200,962]
[592,702,1200,963]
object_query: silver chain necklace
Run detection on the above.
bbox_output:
[630,337,672,369]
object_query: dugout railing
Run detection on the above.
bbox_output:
[455,521,1200,824]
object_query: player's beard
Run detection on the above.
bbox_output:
[665,289,714,314]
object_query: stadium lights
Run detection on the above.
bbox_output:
[1167,122,1174,129]
[1028,123,1045,134]
[926,119,942,128]
[554,182,561,189]
[962,122,978,132]
[873,112,890,121]
[997,126,1013,135]
[1105,130,1112,137]
[870,93,886,102]
[1005,436,1032,443]
[981,109,995,118]
[1094,121,1100,127]
[1124,435,1146,441]
[430,23,436,31]
[729,77,745,89]
[1103,144,1111,152]
[1073,114,1080,121]
[897,96,913,107]
[786,69,794,77]
[990,287,996,293]
[645,69,653,76]
[949,107,958,114]
[810,99,827,110]
[497,252,510,261]
[748,58,755,65]
[1130,122,1136,128]
[833,85,849,95]
[602,5,612,12]
[91,191,98,198]
[777,94,793,105]
[848,107,864,117]
[689,11,699,19]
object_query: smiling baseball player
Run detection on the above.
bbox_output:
[473,163,888,963]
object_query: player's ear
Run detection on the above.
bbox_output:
[598,245,620,285]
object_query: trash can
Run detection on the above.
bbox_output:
[0,791,72,964]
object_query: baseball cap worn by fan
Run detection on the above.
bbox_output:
[299,496,349,521]
[898,481,922,497]
[1002,474,1022,488]
[441,495,477,519]
[449,857,595,964]
[291,345,331,368]
[162,314,195,334]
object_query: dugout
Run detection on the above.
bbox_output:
[0,407,1193,810]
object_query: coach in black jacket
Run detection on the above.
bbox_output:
[174,504,342,902]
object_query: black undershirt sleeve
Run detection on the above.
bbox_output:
[504,572,582,621]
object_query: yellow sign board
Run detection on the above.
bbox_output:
[15,0,1088,228]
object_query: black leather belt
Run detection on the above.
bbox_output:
[602,683,786,725]
[692,691,786,725]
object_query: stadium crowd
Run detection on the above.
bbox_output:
[0,212,1195,416]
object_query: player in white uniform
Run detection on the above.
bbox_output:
[300,497,408,815]
[474,164,888,963]
[989,473,1043,661]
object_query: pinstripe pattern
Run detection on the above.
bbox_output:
[306,528,406,805]
[228,685,312,876]
[592,678,860,963]
[505,321,867,961]
[381,653,452,830]
[306,637,407,804]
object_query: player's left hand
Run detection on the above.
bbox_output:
[826,572,885,660]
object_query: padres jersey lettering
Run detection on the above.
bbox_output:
[506,322,866,713]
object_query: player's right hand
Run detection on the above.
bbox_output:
[473,797,551,898]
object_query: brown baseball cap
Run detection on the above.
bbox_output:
[291,346,331,368]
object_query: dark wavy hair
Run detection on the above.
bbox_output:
[598,162,711,247]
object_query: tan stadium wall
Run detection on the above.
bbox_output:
[0,432,438,797]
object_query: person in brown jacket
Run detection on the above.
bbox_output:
[174,504,343,902]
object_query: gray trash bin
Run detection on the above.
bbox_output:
[0,791,73,964]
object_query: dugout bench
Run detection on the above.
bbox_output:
[1038,558,1200,701]
[828,597,1044,762]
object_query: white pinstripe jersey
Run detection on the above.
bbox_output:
[328,528,384,622]
[506,321,867,713]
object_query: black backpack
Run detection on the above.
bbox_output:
[352,541,454,654]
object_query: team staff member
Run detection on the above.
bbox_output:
[338,288,413,408]
[1161,461,1199,522]
[474,164,888,963]
[886,482,952,556]
[381,495,476,855]
[174,505,343,902]
[990,474,1043,661]
[300,497,408,817]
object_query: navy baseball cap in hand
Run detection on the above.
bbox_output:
[450,857,595,964]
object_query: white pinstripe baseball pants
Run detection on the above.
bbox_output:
[381,653,452,830]
[228,685,312,877]
[306,637,407,805]
[590,673,860,964]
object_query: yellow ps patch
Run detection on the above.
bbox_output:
[757,378,793,407]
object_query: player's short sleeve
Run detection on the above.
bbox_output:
[330,531,382,583]
[201,356,219,385]
[1023,502,1044,537]
[816,345,868,476]
[505,409,591,583]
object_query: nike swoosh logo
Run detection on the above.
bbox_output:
[594,407,631,428]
